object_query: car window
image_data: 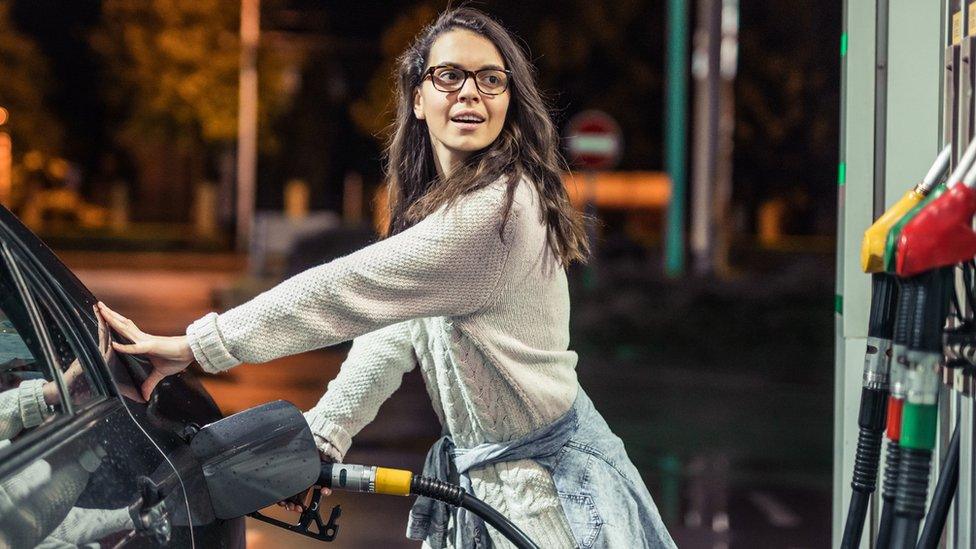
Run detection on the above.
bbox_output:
[36,303,99,409]
[0,258,65,444]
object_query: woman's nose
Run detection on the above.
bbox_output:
[456,76,481,102]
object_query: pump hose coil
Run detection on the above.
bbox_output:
[318,462,540,549]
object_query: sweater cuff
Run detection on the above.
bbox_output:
[19,379,50,429]
[186,312,242,373]
[303,411,352,462]
[311,434,344,463]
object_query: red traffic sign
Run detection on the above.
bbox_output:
[565,110,622,170]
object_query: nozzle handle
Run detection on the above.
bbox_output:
[317,462,414,496]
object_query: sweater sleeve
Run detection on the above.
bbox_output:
[186,183,516,372]
[302,321,417,461]
[0,379,51,441]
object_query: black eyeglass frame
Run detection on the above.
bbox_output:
[421,65,513,96]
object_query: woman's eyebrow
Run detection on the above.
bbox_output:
[436,61,506,70]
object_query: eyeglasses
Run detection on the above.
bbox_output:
[422,65,512,95]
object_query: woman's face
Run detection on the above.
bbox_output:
[413,29,511,175]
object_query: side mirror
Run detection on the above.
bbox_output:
[189,400,320,519]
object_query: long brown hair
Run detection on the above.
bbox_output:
[384,7,590,267]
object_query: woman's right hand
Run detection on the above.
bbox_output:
[276,485,333,513]
[97,302,195,401]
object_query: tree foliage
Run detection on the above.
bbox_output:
[733,3,839,232]
[0,1,63,156]
[349,3,437,139]
[92,0,293,151]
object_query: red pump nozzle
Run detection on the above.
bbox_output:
[895,183,976,276]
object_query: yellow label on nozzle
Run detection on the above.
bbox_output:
[861,189,925,273]
[374,467,413,496]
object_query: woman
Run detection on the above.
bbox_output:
[99,8,676,548]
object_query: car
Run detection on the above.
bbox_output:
[0,204,246,548]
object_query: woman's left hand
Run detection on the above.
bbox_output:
[97,302,195,400]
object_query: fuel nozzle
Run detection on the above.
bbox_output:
[861,145,950,273]
[318,463,415,497]
[884,141,976,273]
[896,141,976,277]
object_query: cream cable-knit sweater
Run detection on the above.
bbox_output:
[186,177,579,547]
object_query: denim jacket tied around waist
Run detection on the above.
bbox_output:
[406,386,677,549]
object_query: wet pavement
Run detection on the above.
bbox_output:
[64,249,832,548]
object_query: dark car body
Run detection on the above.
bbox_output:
[0,205,245,548]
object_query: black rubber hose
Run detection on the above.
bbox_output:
[843,412,886,548]
[841,490,872,549]
[842,274,898,548]
[410,475,540,549]
[892,447,933,549]
[460,493,540,549]
[870,273,900,337]
[877,441,902,549]
[892,516,921,549]
[878,498,896,549]
[916,423,961,549]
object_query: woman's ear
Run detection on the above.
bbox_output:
[413,88,425,120]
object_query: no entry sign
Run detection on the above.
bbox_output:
[566,110,623,170]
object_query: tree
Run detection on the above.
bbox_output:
[733,4,839,235]
[349,4,438,139]
[91,0,295,221]
[0,1,63,156]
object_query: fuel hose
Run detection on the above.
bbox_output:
[876,278,917,548]
[841,273,898,549]
[317,462,540,549]
[915,420,960,549]
[890,268,952,549]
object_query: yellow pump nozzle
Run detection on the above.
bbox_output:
[374,467,414,496]
[860,189,927,273]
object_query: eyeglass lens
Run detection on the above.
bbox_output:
[430,67,509,95]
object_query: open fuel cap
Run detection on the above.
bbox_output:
[189,400,321,520]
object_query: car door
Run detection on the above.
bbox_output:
[0,233,196,547]
[0,206,244,547]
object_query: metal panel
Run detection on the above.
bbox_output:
[837,0,943,546]
[885,0,943,197]
[840,0,875,341]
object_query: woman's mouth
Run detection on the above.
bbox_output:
[450,113,485,130]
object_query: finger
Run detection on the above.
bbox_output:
[100,307,142,340]
[94,306,108,352]
[141,368,167,401]
[98,302,140,332]
[112,340,151,355]
[321,487,332,496]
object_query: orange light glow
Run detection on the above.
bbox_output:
[563,171,671,209]
[371,171,672,231]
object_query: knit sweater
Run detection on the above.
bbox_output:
[186,176,579,547]
[0,379,51,444]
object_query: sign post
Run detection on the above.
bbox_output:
[566,110,623,287]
